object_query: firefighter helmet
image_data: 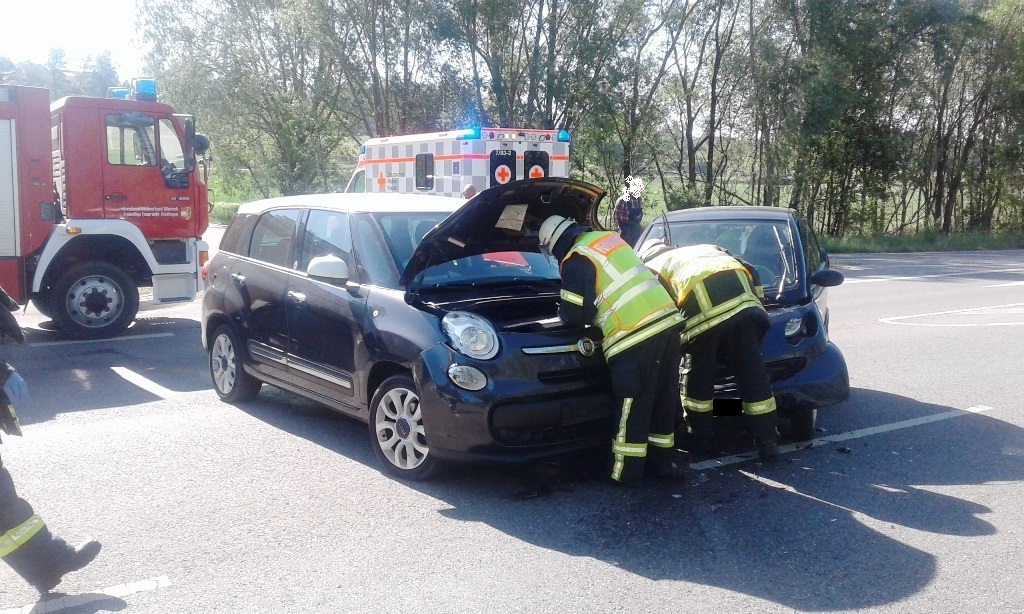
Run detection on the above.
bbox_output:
[538,215,575,256]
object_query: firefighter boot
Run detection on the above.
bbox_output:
[646,447,689,481]
[748,411,780,461]
[684,411,715,457]
[2,527,101,594]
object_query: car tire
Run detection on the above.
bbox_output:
[51,262,139,339]
[789,409,817,441]
[209,324,262,402]
[369,374,439,480]
[30,295,53,318]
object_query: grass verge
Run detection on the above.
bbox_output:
[822,231,1024,254]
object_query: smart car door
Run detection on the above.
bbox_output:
[286,210,366,410]
[240,208,303,377]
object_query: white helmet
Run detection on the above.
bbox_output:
[538,215,575,255]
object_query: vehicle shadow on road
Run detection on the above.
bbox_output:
[417,388,1018,611]
[226,386,1018,611]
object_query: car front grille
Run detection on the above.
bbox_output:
[713,357,807,391]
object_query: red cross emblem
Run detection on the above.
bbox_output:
[495,165,512,184]
[376,172,386,191]
[529,165,545,179]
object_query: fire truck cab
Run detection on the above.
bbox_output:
[345,127,571,197]
[0,80,211,339]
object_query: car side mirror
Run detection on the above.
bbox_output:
[307,255,350,284]
[810,268,844,287]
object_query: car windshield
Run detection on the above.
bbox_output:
[373,212,562,289]
[644,219,800,301]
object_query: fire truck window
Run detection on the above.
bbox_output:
[105,114,156,167]
[158,119,185,170]
[249,209,303,269]
[415,153,434,190]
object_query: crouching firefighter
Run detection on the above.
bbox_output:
[539,216,685,486]
[641,243,780,460]
[1,284,101,594]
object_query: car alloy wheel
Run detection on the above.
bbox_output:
[209,325,262,402]
[369,375,438,480]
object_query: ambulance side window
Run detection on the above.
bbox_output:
[415,154,434,190]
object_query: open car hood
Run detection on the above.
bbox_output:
[401,178,606,286]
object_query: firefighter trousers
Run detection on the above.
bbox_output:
[1,457,76,592]
[680,311,777,439]
[606,327,681,484]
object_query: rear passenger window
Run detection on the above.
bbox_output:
[415,153,434,190]
[249,209,302,268]
[299,210,352,271]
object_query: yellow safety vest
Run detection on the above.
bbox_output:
[564,232,682,359]
[648,244,765,342]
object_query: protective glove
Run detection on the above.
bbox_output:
[3,371,28,407]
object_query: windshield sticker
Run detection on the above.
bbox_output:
[447,237,466,247]
[496,204,528,231]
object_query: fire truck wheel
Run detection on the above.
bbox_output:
[209,325,262,402]
[50,262,140,340]
[30,296,53,319]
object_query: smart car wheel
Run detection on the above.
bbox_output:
[210,324,262,402]
[369,375,439,480]
[789,409,817,441]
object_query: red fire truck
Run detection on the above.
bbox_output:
[0,79,211,339]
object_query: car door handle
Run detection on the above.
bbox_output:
[230,273,245,284]
[105,193,127,202]
[287,291,306,304]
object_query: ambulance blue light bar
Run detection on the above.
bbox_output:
[131,78,158,102]
[557,129,570,142]
[461,127,482,140]
[107,87,130,99]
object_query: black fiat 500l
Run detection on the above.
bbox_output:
[636,207,850,439]
[202,179,614,479]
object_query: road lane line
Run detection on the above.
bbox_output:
[111,367,178,399]
[843,267,1024,284]
[1,576,172,614]
[986,281,1024,287]
[29,333,175,347]
[879,302,1024,327]
[690,405,993,471]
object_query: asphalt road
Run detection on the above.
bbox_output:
[1,245,1022,613]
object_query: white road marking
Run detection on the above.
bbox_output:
[879,302,1024,327]
[690,405,993,471]
[29,333,175,347]
[843,267,1024,284]
[1,576,172,614]
[111,367,178,399]
[986,280,1024,287]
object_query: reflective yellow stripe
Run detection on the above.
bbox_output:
[611,398,633,480]
[593,264,649,306]
[743,397,777,416]
[682,397,713,413]
[606,278,663,313]
[560,289,584,306]
[648,432,674,448]
[694,283,713,313]
[0,515,44,557]
[604,311,683,360]
[682,292,763,343]
[612,441,648,456]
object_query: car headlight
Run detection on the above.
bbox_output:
[784,316,805,337]
[448,365,488,390]
[442,312,499,360]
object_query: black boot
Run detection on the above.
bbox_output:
[684,411,715,456]
[646,448,689,480]
[748,411,779,461]
[2,526,101,594]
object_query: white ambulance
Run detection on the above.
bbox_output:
[344,127,571,197]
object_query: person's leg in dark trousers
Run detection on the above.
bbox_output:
[680,328,721,454]
[645,331,688,477]
[607,336,672,486]
[721,314,779,459]
[0,459,101,593]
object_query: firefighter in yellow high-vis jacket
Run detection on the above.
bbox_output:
[539,215,685,486]
[641,243,780,461]
[1,284,101,594]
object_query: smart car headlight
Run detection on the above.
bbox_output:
[442,312,499,360]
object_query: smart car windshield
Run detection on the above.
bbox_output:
[646,219,800,301]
